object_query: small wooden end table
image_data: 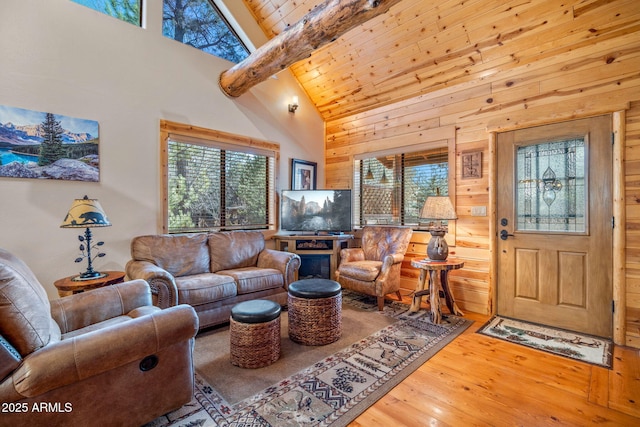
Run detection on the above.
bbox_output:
[410,258,464,324]
[54,271,126,297]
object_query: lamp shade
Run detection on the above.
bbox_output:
[420,196,457,220]
[61,195,111,228]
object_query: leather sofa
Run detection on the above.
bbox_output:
[126,230,301,330]
[0,248,199,427]
[336,226,413,310]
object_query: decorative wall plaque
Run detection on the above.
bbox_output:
[461,151,482,179]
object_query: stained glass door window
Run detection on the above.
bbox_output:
[516,138,587,233]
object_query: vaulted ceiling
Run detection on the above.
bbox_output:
[241,0,638,122]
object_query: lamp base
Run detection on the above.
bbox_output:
[72,272,107,281]
[427,229,449,261]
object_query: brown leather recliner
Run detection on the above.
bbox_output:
[336,226,413,310]
[0,248,199,427]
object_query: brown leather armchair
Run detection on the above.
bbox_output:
[335,226,413,310]
[0,248,199,427]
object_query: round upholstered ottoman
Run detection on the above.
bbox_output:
[287,278,342,346]
[230,299,281,368]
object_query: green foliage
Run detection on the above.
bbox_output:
[72,0,140,25]
[162,0,249,63]
[168,143,219,231]
[38,113,65,166]
[105,0,140,25]
[13,142,99,161]
[405,163,449,217]
[169,175,196,230]
[9,145,40,156]
[65,142,99,159]
[167,141,270,232]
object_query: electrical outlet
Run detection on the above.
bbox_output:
[471,206,487,216]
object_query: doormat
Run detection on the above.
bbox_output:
[478,316,613,369]
[146,292,472,426]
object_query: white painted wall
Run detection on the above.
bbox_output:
[0,0,325,299]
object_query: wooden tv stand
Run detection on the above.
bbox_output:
[273,234,353,281]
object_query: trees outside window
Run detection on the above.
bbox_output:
[72,1,250,63]
[72,0,141,26]
[355,149,449,227]
[163,0,250,63]
[162,121,277,234]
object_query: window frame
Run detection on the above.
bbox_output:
[160,120,279,234]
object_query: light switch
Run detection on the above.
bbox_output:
[471,206,487,216]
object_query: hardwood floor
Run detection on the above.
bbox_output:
[349,302,640,426]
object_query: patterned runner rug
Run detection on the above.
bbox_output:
[478,315,613,368]
[147,291,472,427]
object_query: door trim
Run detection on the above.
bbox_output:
[612,110,626,345]
[488,112,626,345]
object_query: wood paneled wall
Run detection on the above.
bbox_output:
[625,102,640,347]
[246,0,640,122]
[325,2,640,346]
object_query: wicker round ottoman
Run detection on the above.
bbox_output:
[230,299,281,369]
[288,278,342,346]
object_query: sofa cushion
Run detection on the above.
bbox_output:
[131,234,210,277]
[217,267,284,295]
[337,260,383,282]
[0,249,56,357]
[208,231,265,272]
[175,273,237,306]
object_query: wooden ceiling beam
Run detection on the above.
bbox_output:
[219,0,404,98]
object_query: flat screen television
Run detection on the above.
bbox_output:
[281,189,352,234]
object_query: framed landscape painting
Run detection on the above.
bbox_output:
[0,104,100,181]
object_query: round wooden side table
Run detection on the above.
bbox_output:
[54,271,126,297]
[410,258,464,324]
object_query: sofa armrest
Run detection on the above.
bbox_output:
[50,280,152,334]
[257,249,301,286]
[376,253,404,283]
[385,253,405,266]
[339,247,365,263]
[11,304,198,399]
[0,335,21,381]
[125,260,178,308]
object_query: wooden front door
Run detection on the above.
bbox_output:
[496,116,613,338]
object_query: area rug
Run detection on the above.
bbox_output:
[192,292,399,404]
[478,315,613,369]
[147,291,472,426]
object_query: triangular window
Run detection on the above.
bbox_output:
[71,0,142,26]
[163,0,250,63]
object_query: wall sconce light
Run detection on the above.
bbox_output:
[288,96,299,113]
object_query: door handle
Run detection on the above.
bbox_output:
[500,230,514,240]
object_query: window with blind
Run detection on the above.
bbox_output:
[354,147,449,227]
[164,132,276,233]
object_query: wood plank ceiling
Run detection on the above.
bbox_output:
[241,0,640,121]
